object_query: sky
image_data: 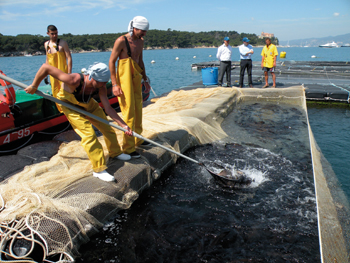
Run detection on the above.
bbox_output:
[0,0,349,41]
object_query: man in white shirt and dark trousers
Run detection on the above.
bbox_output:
[216,37,232,87]
[238,37,254,88]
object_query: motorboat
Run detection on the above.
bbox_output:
[0,70,150,152]
[341,44,350,47]
[319,41,338,48]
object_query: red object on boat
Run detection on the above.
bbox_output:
[0,70,16,106]
[0,103,15,132]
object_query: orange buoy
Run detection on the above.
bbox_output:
[0,70,16,106]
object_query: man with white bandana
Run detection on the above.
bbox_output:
[25,62,133,182]
[109,16,151,159]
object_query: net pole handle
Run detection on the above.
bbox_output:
[0,74,200,165]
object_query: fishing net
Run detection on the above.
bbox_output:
[0,86,349,262]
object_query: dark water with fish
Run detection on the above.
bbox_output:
[77,143,318,263]
[221,101,311,163]
[76,102,319,263]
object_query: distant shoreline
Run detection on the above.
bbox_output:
[0,46,218,57]
[2,45,347,58]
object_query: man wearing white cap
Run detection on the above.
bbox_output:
[109,16,151,159]
[25,62,133,182]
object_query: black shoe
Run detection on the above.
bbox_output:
[141,141,152,146]
[129,151,141,158]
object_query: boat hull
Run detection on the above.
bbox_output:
[319,42,339,48]
[0,82,150,151]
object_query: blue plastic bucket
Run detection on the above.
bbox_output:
[201,67,218,85]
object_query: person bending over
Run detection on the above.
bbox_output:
[25,62,132,182]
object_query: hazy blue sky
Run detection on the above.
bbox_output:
[1,0,349,41]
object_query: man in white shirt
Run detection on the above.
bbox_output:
[238,37,254,88]
[216,37,232,87]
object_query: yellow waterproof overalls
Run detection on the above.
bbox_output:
[116,37,144,154]
[56,82,123,173]
[46,40,68,112]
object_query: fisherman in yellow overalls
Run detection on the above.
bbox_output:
[25,63,133,182]
[109,16,151,158]
[45,25,72,111]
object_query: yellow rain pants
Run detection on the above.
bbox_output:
[56,89,123,172]
[47,51,68,112]
[117,57,144,154]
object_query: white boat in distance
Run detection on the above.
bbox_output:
[319,41,339,48]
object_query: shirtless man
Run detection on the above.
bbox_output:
[25,63,132,182]
[45,25,72,111]
[109,16,151,159]
[45,25,72,73]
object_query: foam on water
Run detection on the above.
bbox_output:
[241,167,268,188]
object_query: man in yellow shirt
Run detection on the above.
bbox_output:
[261,38,278,88]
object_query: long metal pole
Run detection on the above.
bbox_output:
[0,73,200,164]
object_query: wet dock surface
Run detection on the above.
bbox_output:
[191,61,350,103]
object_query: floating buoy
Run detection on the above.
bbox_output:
[209,55,212,57]
[151,60,155,63]
[175,57,179,60]
[311,55,316,58]
[193,56,196,58]
[280,51,286,58]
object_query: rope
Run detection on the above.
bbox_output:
[143,76,157,97]
[150,86,157,97]
[38,123,71,135]
[0,134,34,153]
[0,218,45,263]
[324,66,350,102]
[0,215,74,263]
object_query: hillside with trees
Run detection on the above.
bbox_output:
[0,29,278,56]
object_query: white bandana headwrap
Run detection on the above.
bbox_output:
[128,16,149,36]
[84,62,110,82]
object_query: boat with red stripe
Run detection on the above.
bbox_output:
[0,70,150,152]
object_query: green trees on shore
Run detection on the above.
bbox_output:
[0,30,278,56]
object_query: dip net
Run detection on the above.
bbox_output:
[0,86,349,262]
